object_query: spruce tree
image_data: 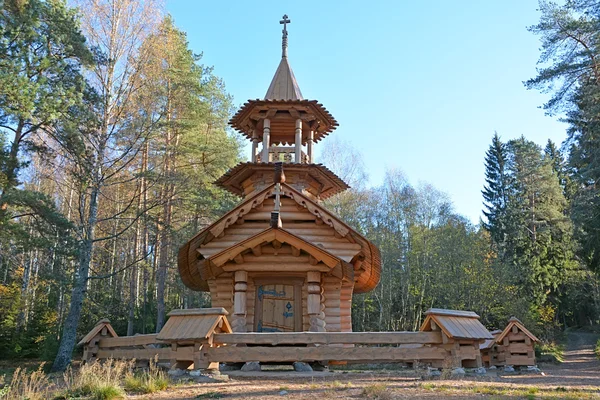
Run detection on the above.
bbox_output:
[505,137,574,307]
[482,132,510,247]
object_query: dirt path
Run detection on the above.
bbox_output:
[502,331,600,388]
[131,332,600,399]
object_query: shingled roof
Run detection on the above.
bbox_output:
[265,57,303,101]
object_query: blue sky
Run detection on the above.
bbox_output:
[166,0,568,223]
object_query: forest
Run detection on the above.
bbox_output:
[1,0,600,373]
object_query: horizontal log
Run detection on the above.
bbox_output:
[508,343,532,354]
[505,355,535,366]
[246,211,317,221]
[242,255,310,263]
[99,334,162,348]
[222,263,330,273]
[206,345,448,363]
[507,332,527,341]
[212,331,442,345]
[95,345,195,362]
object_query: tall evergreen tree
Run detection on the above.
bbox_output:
[482,132,510,247]
[505,137,574,307]
[0,0,92,200]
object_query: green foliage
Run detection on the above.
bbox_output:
[482,132,510,246]
[0,0,93,192]
[123,359,168,394]
[536,342,565,363]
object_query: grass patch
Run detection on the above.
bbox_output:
[595,338,600,360]
[60,359,130,400]
[328,380,352,390]
[362,383,392,399]
[123,359,168,394]
[0,363,52,400]
[536,342,565,363]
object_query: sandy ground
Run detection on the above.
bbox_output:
[130,332,600,399]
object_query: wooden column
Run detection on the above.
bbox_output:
[307,271,326,332]
[251,130,259,162]
[307,130,314,163]
[262,119,270,163]
[294,119,302,163]
[231,271,248,332]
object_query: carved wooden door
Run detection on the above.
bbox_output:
[255,282,302,332]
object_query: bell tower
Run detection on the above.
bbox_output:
[217,15,348,202]
[179,16,380,334]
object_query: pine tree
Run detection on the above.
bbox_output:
[0,0,92,200]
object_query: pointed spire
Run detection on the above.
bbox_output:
[265,15,304,101]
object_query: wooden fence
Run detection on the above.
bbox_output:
[79,308,489,371]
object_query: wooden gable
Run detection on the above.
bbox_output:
[179,182,380,293]
[78,319,118,346]
[495,317,539,344]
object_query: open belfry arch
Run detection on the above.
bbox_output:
[178,15,381,334]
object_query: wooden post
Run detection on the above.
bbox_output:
[307,130,314,163]
[307,271,325,332]
[251,130,259,162]
[231,271,248,332]
[262,119,270,163]
[294,119,302,163]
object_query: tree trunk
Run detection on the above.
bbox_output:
[52,179,100,372]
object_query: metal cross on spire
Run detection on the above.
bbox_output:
[280,14,291,58]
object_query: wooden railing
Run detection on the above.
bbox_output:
[257,147,308,163]
[208,331,447,364]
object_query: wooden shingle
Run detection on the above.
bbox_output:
[420,308,493,340]
[156,308,232,342]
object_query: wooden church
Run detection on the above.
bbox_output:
[178,16,381,334]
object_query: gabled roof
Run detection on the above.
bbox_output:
[209,227,341,269]
[78,319,118,346]
[178,183,381,293]
[420,308,493,340]
[214,162,349,200]
[156,308,232,342]
[480,330,503,350]
[265,57,303,101]
[495,317,539,343]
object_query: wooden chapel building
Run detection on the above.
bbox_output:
[178,15,381,334]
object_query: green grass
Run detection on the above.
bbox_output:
[537,342,565,363]
[595,338,600,360]
[89,384,125,400]
[123,366,168,394]
[362,383,391,399]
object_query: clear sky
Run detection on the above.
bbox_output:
[166,0,568,223]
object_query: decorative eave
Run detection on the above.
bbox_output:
[178,183,381,294]
[214,162,350,200]
[228,99,338,143]
[495,317,540,343]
